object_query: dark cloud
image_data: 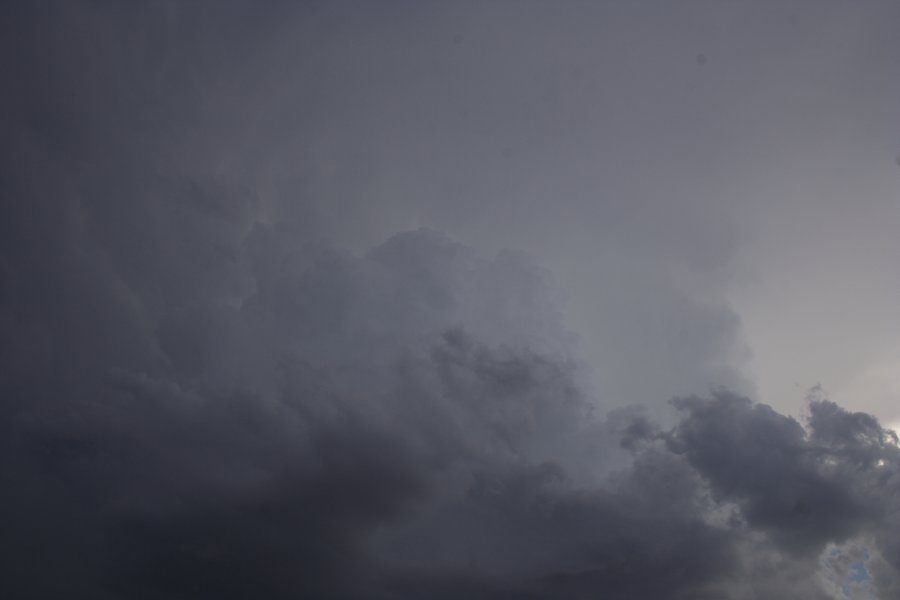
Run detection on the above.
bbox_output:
[3,2,900,599]
[668,393,889,554]
[4,213,900,598]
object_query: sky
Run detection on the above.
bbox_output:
[2,1,900,598]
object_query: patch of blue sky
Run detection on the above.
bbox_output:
[841,548,874,599]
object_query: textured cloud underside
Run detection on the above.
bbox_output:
[3,3,899,599]
[2,223,899,599]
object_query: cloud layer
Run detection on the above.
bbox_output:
[3,2,900,599]
[3,215,900,598]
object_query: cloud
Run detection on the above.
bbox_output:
[3,216,900,598]
[3,3,900,599]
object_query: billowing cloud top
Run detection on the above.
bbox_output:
[2,2,899,599]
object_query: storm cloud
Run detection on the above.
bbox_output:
[2,2,900,599]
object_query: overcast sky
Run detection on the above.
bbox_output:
[2,1,900,598]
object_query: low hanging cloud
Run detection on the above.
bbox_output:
[3,217,900,599]
[3,3,900,599]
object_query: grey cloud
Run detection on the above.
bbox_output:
[2,0,756,409]
[669,393,865,554]
[668,392,898,556]
[3,2,900,599]
[4,219,899,598]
